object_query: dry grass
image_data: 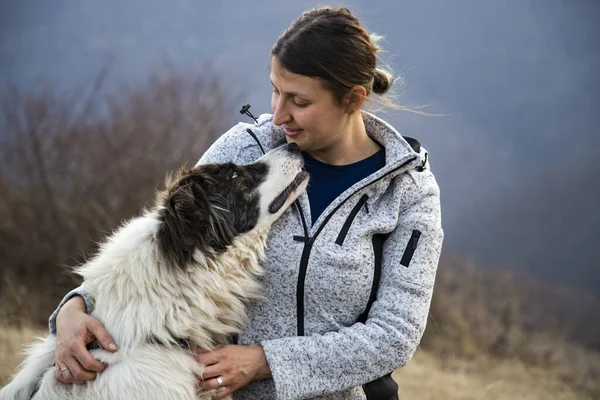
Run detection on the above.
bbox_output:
[393,351,590,400]
[1,326,591,399]
[421,252,600,398]
[0,325,45,386]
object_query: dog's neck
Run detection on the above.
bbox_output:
[76,211,269,351]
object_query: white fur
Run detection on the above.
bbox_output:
[1,146,307,400]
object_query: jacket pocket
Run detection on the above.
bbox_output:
[400,229,421,267]
[335,194,369,246]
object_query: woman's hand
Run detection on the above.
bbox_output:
[54,296,118,384]
[196,344,271,399]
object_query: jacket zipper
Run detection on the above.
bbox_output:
[295,156,417,336]
[356,234,386,324]
[335,194,369,246]
[400,229,422,267]
[243,127,420,335]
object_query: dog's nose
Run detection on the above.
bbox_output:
[286,142,300,153]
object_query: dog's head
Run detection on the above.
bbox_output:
[156,143,308,268]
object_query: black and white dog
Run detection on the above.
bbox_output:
[0,143,308,400]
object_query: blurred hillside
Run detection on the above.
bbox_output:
[447,153,600,296]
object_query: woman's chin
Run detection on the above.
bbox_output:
[285,136,306,150]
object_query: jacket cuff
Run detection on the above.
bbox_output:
[48,283,95,336]
[261,338,303,400]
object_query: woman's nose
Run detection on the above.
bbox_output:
[273,100,291,126]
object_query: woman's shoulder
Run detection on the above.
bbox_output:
[194,122,252,166]
[403,153,441,207]
[387,142,441,204]
[220,114,279,147]
[195,114,279,166]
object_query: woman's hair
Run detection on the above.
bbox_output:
[271,7,396,108]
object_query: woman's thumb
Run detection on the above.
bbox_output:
[88,318,118,352]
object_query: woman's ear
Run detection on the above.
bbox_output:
[345,85,368,114]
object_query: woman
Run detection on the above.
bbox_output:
[50,7,443,400]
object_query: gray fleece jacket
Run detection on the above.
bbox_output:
[50,111,444,400]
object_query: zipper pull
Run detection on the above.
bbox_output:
[240,104,259,124]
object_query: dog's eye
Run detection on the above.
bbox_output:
[232,172,238,179]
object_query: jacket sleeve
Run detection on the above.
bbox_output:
[260,168,444,400]
[48,124,246,336]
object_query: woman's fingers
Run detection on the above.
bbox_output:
[86,318,117,352]
[63,355,97,381]
[195,348,222,366]
[199,375,228,392]
[203,376,234,400]
[71,341,106,373]
[54,302,112,384]
[55,361,87,385]
[214,387,233,400]
[55,338,99,383]
[199,364,222,380]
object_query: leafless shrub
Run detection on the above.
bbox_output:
[0,66,239,326]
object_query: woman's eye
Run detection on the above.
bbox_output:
[294,99,309,108]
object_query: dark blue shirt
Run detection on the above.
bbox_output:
[302,149,386,225]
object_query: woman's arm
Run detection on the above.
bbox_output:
[260,169,444,400]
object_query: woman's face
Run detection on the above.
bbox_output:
[270,57,350,153]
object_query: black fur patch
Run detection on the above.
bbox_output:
[155,161,269,269]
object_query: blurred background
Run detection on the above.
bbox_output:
[1,0,598,398]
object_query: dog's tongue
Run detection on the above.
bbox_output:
[268,187,290,214]
[268,171,307,214]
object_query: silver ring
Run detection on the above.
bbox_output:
[59,365,69,376]
[215,376,224,389]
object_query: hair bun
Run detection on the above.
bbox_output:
[372,68,393,95]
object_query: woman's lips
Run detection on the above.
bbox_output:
[285,128,303,137]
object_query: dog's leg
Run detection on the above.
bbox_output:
[0,335,56,400]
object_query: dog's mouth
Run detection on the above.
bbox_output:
[268,169,309,214]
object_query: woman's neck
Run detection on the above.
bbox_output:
[308,113,382,165]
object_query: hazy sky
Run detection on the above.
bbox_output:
[1,0,599,293]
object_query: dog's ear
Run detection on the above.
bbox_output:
[170,181,209,225]
[157,181,212,269]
